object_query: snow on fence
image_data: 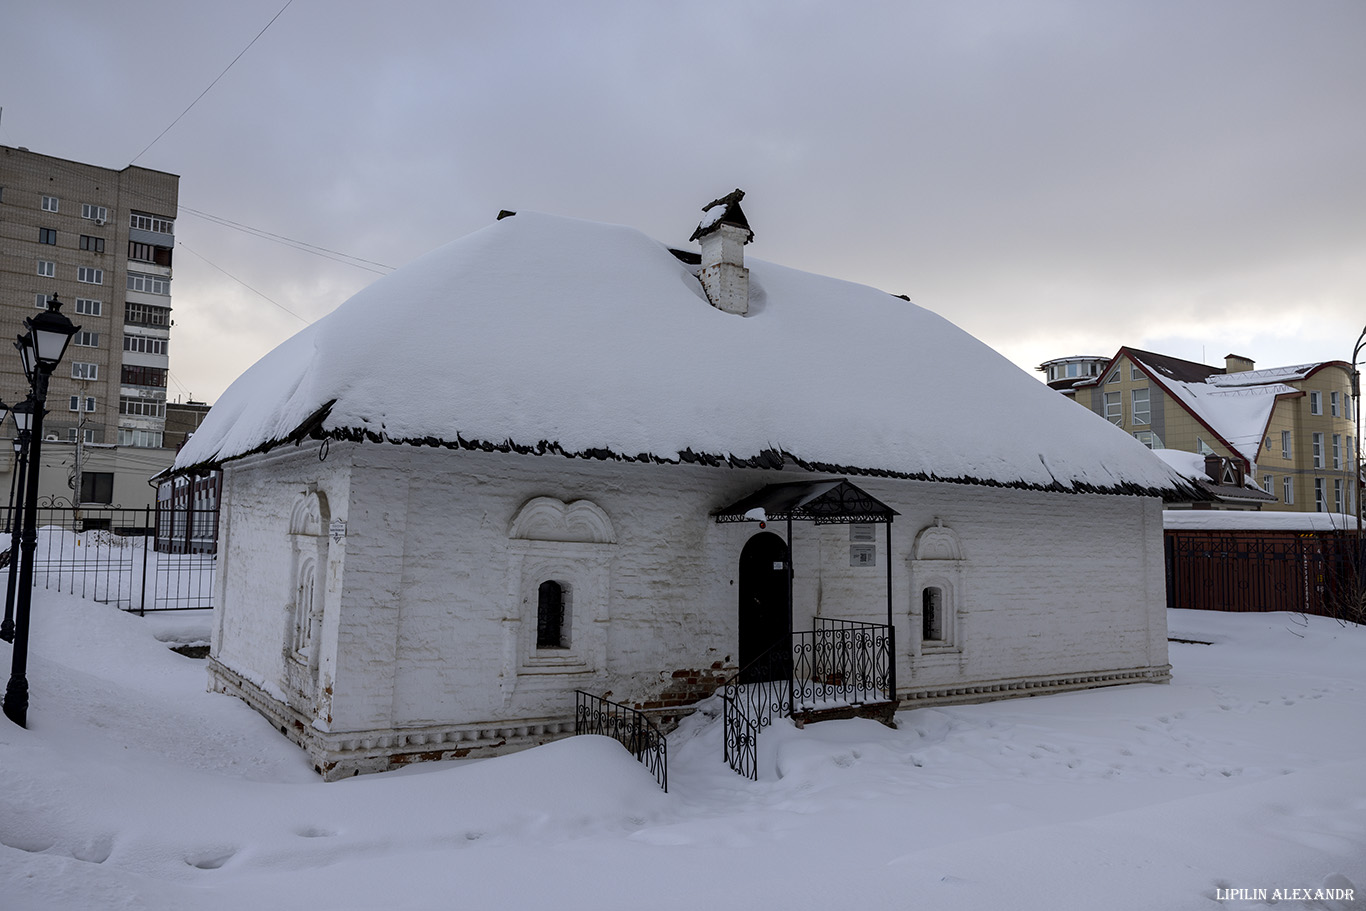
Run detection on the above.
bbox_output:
[0,504,216,612]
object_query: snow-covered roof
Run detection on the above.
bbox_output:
[1164,510,1360,532]
[1206,363,1326,387]
[1149,376,1294,465]
[1151,449,1275,505]
[174,211,1193,497]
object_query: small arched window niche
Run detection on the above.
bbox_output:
[287,490,329,668]
[509,496,614,675]
[909,518,965,654]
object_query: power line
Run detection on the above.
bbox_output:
[179,205,393,274]
[130,0,295,166]
[177,241,310,325]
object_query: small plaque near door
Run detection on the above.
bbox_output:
[850,544,875,567]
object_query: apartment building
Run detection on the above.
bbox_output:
[1040,349,1358,515]
[0,145,178,507]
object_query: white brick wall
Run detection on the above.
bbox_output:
[209,443,1168,774]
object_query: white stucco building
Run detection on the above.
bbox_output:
[174,193,1193,779]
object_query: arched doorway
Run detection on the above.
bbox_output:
[738,531,791,679]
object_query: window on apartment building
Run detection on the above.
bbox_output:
[37,260,55,277]
[1132,431,1162,449]
[1131,388,1150,425]
[1315,478,1326,512]
[127,271,169,295]
[1332,434,1342,469]
[1348,437,1356,469]
[119,396,166,419]
[1130,364,1142,380]
[73,331,99,348]
[38,227,56,245]
[117,428,164,448]
[34,293,47,309]
[81,203,106,222]
[1263,474,1274,495]
[71,362,98,380]
[121,365,167,387]
[124,302,171,326]
[129,213,174,234]
[80,472,114,505]
[1283,477,1294,505]
[1330,391,1340,417]
[1309,391,1322,415]
[79,235,105,253]
[123,335,167,356]
[1105,369,1119,384]
[128,241,154,262]
[77,266,103,285]
[68,396,96,412]
[1336,479,1345,514]
[68,428,96,444]
[1281,431,1292,459]
[1197,438,1215,455]
[74,298,102,316]
[1104,392,1121,424]
[1312,433,1324,468]
[41,195,58,212]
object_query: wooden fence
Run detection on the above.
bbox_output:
[1164,529,1363,620]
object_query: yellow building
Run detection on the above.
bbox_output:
[1040,349,1357,515]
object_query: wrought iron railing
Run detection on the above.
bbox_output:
[721,619,893,780]
[575,691,668,791]
[0,503,217,612]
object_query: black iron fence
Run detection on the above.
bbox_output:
[575,691,668,791]
[1165,530,1365,622]
[0,502,217,612]
[721,618,893,780]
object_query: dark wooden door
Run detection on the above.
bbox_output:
[738,532,791,680]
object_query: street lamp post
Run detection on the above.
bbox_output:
[0,399,31,644]
[1353,326,1364,544]
[3,295,80,727]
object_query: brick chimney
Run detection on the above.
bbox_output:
[1224,353,1255,374]
[690,189,754,316]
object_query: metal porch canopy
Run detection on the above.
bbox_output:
[712,478,898,525]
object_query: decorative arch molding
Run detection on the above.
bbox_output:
[913,517,965,561]
[290,489,328,536]
[509,496,616,544]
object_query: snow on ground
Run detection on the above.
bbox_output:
[2,588,1364,910]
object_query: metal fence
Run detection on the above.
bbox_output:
[1165,529,1364,621]
[0,502,217,612]
[575,691,668,791]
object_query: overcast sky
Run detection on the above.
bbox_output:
[3,1,1364,403]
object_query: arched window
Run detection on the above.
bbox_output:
[536,580,569,649]
[922,586,944,642]
[287,491,328,671]
[294,557,318,656]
